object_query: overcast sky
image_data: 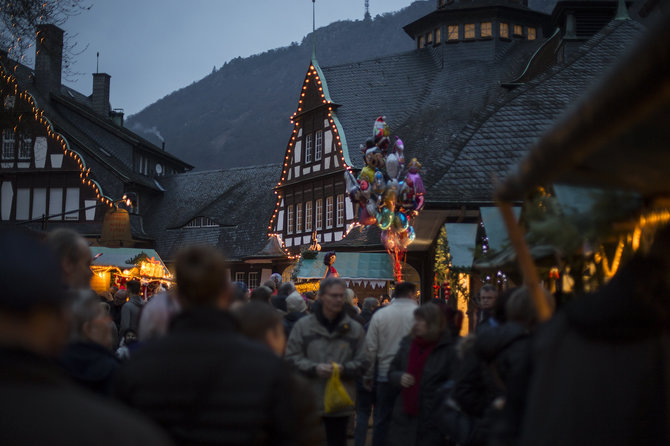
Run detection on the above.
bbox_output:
[61,0,416,116]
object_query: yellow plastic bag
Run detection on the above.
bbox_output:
[324,362,354,414]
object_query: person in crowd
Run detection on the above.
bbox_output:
[116,329,139,361]
[272,282,296,312]
[114,245,322,445]
[230,281,249,310]
[388,303,456,446]
[60,295,119,395]
[263,280,277,295]
[286,277,368,446]
[270,272,283,291]
[475,284,499,331]
[0,230,172,445]
[137,288,181,342]
[344,288,365,325]
[364,282,419,446]
[304,291,317,311]
[284,291,308,338]
[379,295,391,306]
[110,288,127,330]
[360,297,380,326]
[120,280,143,335]
[250,285,273,304]
[234,301,287,356]
[46,227,93,291]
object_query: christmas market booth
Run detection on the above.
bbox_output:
[89,246,173,298]
[287,251,420,299]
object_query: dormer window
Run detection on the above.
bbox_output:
[18,135,32,161]
[481,22,492,38]
[418,35,425,49]
[435,28,441,44]
[513,24,523,37]
[464,24,475,39]
[184,216,218,228]
[528,27,536,40]
[500,22,509,39]
[448,25,459,41]
[426,31,433,45]
[2,129,15,160]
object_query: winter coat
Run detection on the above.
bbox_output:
[114,308,324,446]
[0,347,172,446]
[283,311,307,338]
[60,341,120,396]
[285,301,368,416]
[120,295,143,335]
[387,331,456,446]
[519,255,670,446]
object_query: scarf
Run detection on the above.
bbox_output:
[402,336,437,416]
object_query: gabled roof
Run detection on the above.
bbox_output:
[428,18,645,204]
[142,164,282,262]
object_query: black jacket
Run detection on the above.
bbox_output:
[113,308,323,446]
[387,332,456,446]
[0,347,172,446]
[283,311,306,338]
[60,341,120,396]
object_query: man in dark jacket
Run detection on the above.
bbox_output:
[0,230,171,446]
[120,279,143,335]
[113,245,323,446]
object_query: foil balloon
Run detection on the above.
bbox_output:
[360,180,371,200]
[399,231,411,250]
[381,231,396,250]
[386,153,400,179]
[359,205,377,226]
[392,211,409,233]
[373,116,389,139]
[377,208,393,230]
[393,136,405,164]
[366,200,378,219]
[344,170,360,200]
[407,225,416,242]
[383,179,398,210]
[373,170,386,195]
[398,181,414,210]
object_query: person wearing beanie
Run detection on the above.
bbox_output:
[284,291,308,338]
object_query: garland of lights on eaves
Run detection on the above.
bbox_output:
[0,61,114,208]
[266,64,356,259]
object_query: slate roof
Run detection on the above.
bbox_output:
[428,18,646,204]
[322,34,544,189]
[142,164,283,262]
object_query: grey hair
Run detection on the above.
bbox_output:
[318,277,346,296]
[70,291,105,341]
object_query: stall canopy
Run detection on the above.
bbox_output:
[444,223,479,268]
[480,206,521,253]
[90,247,169,275]
[294,252,395,282]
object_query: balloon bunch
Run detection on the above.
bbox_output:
[344,117,425,281]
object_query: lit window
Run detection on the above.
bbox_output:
[305,134,312,163]
[248,272,259,289]
[287,205,294,234]
[514,24,523,36]
[481,22,492,38]
[315,199,323,230]
[235,272,245,283]
[2,129,15,160]
[336,194,344,226]
[326,196,333,228]
[315,130,323,161]
[305,201,313,232]
[426,31,433,45]
[418,36,425,49]
[296,203,303,233]
[500,22,509,38]
[528,27,536,40]
[435,28,441,44]
[464,24,475,39]
[448,25,459,40]
[18,135,31,160]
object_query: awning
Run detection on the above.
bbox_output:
[444,223,479,268]
[294,252,395,281]
[480,206,521,253]
[90,246,168,273]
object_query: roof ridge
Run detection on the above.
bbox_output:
[322,47,420,71]
[170,163,281,176]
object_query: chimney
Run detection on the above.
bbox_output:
[35,24,64,96]
[92,72,111,117]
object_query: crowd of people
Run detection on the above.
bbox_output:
[0,226,668,445]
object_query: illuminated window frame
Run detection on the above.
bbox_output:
[528,27,536,40]
[464,24,475,39]
[513,24,523,37]
[287,205,294,234]
[336,194,344,227]
[305,201,313,232]
[315,198,323,230]
[435,28,441,44]
[296,202,303,233]
[418,35,425,49]
[481,22,492,38]
[326,196,333,229]
[448,25,459,41]
[500,22,509,39]
[235,272,245,283]
[248,272,259,289]
[426,31,433,45]
[305,134,312,163]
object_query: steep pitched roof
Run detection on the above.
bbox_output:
[142,164,283,262]
[428,19,645,204]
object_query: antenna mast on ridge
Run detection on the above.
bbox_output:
[312,0,316,58]
[364,0,371,21]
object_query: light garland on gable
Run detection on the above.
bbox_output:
[266,61,355,257]
[0,60,114,208]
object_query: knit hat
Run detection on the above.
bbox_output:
[286,291,307,313]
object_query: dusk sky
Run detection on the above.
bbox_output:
[61,0,417,116]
